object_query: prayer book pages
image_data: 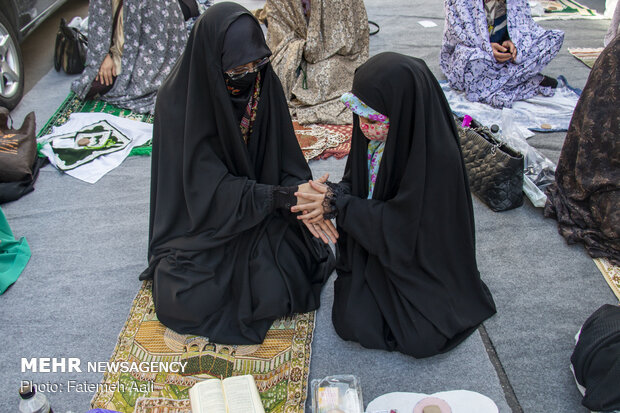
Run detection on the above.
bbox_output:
[189,374,265,413]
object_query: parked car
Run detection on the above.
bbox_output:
[0,0,68,109]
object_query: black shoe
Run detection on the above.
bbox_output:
[540,75,558,89]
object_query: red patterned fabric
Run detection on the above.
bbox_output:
[317,124,353,160]
[293,123,353,161]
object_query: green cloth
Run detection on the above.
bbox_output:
[37,93,154,158]
[0,207,31,294]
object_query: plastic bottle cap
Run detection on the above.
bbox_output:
[19,383,35,399]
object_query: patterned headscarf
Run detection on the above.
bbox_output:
[340,92,389,123]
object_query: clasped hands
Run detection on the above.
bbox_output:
[491,40,517,63]
[292,173,338,244]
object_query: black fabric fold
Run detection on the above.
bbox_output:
[144,2,333,344]
[331,52,496,357]
[571,304,620,411]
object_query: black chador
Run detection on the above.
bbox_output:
[330,53,497,357]
[140,2,333,345]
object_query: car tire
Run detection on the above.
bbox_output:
[0,10,25,110]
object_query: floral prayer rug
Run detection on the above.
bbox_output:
[38,93,154,157]
[294,122,352,161]
[90,281,316,413]
[593,258,620,301]
[568,47,604,68]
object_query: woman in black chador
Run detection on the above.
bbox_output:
[294,52,497,357]
[140,2,335,345]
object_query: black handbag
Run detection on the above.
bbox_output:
[54,18,88,75]
[178,0,200,20]
[455,116,524,212]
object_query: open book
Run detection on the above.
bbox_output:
[189,374,265,413]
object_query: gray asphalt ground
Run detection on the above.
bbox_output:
[1,0,617,412]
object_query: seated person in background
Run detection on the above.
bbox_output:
[71,0,186,114]
[140,3,336,345]
[544,34,619,266]
[264,0,369,124]
[440,0,564,108]
[293,52,497,358]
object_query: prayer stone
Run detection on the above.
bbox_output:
[77,138,90,146]
[541,123,552,130]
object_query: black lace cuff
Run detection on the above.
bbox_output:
[323,182,347,220]
[273,186,297,210]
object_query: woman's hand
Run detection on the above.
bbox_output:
[293,177,339,244]
[501,40,517,62]
[292,180,328,223]
[491,42,512,63]
[302,217,339,244]
[96,54,116,86]
[297,173,329,202]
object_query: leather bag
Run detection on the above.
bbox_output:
[0,107,47,204]
[456,116,524,212]
[178,0,200,20]
[54,18,88,75]
[0,107,36,183]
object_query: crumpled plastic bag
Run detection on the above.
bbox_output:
[498,112,557,207]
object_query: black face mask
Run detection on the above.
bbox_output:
[225,72,258,96]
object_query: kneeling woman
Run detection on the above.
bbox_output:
[294,53,497,357]
[140,3,335,345]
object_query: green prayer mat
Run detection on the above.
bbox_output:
[38,93,154,157]
[91,281,315,413]
[0,207,31,294]
[540,0,600,17]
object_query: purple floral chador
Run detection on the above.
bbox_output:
[440,0,564,108]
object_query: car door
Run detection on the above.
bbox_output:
[14,0,62,36]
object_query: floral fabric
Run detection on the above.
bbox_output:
[367,140,385,198]
[340,92,389,198]
[440,0,564,108]
[239,73,262,144]
[72,0,186,114]
[340,92,389,123]
[360,122,389,142]
[265,0,369,124]
[544,35,620,265]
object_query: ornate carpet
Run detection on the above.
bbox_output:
[90,281,316,413]
[593,258,620,301]
[39,94,352,161]
[568,47,604,68]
